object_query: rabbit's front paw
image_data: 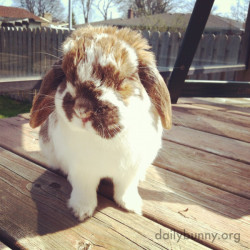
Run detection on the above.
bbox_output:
[68,195,97,221]
[115,190,143,215]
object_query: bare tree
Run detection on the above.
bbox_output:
[95,0,122,20]
[13,0,66,21]
[119,0,174,18]
[230,0,249,23]
[14,0,36,13]
[133,0,174,16]
[76,0,95,23]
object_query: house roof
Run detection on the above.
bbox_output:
[77,13,243,32]
[0,5,42,22]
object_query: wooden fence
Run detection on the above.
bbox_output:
[0,27,244,81]
[142,30,243,81]
[0,27,70,78]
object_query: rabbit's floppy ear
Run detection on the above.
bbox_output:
[30,60,65,128]
[113,28,172,129]
[139,63,172,129]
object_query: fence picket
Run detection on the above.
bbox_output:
[17,28,23,76]
[40,28,46,74]
[0,28,3,74]
[6,28,11,76]
[22,28,28,76]
[158,32,171,67]
[52,28,57,59]
[26,28,31,75]
[210,34,228,80]
[46,28,52,72]
[12,28,18,76]
[225,35,242,80]
[58,29,63,58]
[150,31,160,62]
[32,28,36,75]
[142,30,150,41]
[169,32,181,66]
[9,28,14,75]
[35,28,42,74]
[0,28,244,83]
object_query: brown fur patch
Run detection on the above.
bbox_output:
[138,64,172,129]
[62,51,78,84]
[91,101,123,139]
[93,63,123,89]
[63,92,75,121]
[61,80,123,138]
[39,119,49,143]
[58,79,67,94]
[59,26,171,133]
[62,36,93,85]
[30,60,65,128]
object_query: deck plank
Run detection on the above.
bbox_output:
[172,105,250,142]
[2,114,250,199]
[178,98,250,117]
[163,126,250,164]
[99,166,250,249]
[139,167,250,249]
[1,113,249,199]
[155,140,250,199]
[1,115,250,249]
[0,148,207,250]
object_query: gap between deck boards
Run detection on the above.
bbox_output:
[0,147,210,250]
[0,99,250,249]
[1,147,250,249]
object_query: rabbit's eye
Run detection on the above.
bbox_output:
[96,108,103,114]
[63,92,75,121]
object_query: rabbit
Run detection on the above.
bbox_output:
[29,26,172,221]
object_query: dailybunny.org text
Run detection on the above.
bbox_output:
[155,229,240,243]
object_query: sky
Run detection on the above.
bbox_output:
[0,0,248,24]
[62,0,240,23]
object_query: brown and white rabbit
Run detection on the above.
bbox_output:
[30,26,172,221]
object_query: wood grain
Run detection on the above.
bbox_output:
[163,126,250,164]
[1,97,250,250]
[1,112,250,198]
[154,140,250,199]
[172,105,250,142]
[0,148,208,250]
[0,117,250,249]
[178,97,250,117]
[139,167,250,249]
[99,164,250,249]
[0,28,244,81]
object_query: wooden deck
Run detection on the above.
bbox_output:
[0,97,249,250]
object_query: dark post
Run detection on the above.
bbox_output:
[167,0,215,103]
[236,2,250,81]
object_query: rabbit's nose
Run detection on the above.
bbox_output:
[75,98,93,112]
[75,108,92,125]
[74,99,93,124]
[82,116,91,124]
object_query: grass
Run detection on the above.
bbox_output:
[0,96,32,119]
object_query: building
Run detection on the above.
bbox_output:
[77,12,243,35]
[0,6,42,29]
